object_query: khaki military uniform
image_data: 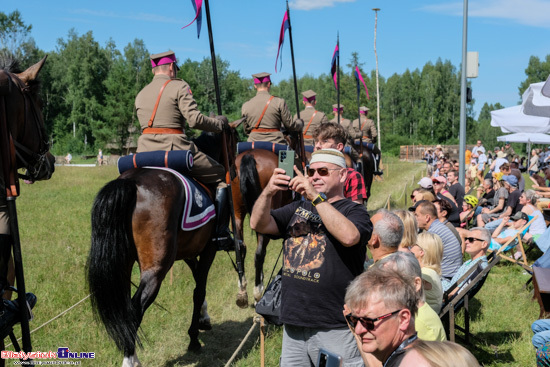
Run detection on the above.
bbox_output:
[294,106,328,146]
[135,74,225,188]
[502,146,515,158]
[352,116,377,144]
[329,117,360,161]
[241,91,302,145]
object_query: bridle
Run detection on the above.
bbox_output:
[0,69,51,195]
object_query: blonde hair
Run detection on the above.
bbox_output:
[417,189,436,202]
[393,210,418,249]
[408,340,480,367]
[416,232,443,275]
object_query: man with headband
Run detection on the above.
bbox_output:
[295,90,328,146]
[250,149,373,366]
[241,72,303,145]
[135,50,232,249]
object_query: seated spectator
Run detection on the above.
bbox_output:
[394,209,418,251]
[376,252,446,342]
[520,190,546,243]
[412,200,462,281]
[65,152,72,165]
[490,150,508,174]
[433,199,461,246]
[401,339,480,366]
[477,176,509,227]
[484,175,523,231]
[460,195,478,227]
[447,170,465,210]
[432,176,460,226]
[476,178,495,216]
[432,160,443,178]
[366,209,403,265]
[411,232,444,314]
[490,212,529,251]
[413,189,436,203]
[504,162,525,193]
[343,263,418,366]
[443,227,490,294]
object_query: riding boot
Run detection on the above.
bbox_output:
[213,187,234,252]
[370,145,383,176]
[0,234,37,339]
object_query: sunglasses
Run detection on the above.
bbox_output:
[345,309,402,331]
[464,237,484,242]
[307,167,341,177]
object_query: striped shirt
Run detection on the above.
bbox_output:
[427,219,463,280]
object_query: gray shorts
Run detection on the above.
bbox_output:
[280,324,363,367]
[481,212,500,223]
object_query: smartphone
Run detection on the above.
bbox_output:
[317,349,343,367]
[278,150,295,178]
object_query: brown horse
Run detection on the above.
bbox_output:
[87,131,235,367]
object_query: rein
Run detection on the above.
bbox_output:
[0,70,50,196]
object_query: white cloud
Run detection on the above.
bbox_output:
[421,0,550,28]
[290,0,357,11]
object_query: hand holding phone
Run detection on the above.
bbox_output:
[278,150,295,179]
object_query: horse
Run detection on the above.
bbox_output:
[0,55,55,360]
[87,130,237,367]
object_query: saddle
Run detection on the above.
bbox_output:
[236,141,290,155]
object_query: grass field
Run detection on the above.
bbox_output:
[6,157,540,366]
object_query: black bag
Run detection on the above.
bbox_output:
[255,268,283,326]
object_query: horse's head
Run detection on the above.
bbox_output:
[1,56,55,183]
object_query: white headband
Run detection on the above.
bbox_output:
[310,148,347,168]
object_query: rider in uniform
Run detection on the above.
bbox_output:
[330,104,360,162]
[241,72,303,145]
[352,106,383,175]
[135,50,232,248]
[294,90,328,146]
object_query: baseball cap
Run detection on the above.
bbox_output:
[418,177,433,189]
[432,176,447,185]
[502,175,518,187]
[511,212,528,222]
[408,200,428,212]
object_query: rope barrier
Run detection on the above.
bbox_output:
[224,317,259,367]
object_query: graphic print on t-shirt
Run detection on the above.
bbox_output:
[283,206,326,272]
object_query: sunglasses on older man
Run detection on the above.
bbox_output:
[464,237,484,243]
[345,309,402,330]
[306,167,341,177]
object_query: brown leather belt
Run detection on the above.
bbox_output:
[251,128,279,133]
[143,127,183,135]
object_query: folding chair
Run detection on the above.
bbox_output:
[439,252,501,344]
[491,216,537,273]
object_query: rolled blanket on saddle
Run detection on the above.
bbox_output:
[304,145,354,156]
[236,141,290,155]
[117,150,194,174]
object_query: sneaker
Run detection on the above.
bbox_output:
[513,251,523,260]
[0,292,37,338]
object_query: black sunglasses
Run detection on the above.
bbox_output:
[345,309,402,331]
[307,167,341,177]
[465,237,484,242]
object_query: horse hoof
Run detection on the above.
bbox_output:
[236,291,248,309]
[188,340,202,353]
[198,319,212,331]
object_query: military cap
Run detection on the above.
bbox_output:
[332,104,344,111]
[302,90,316,102]
[252,72,271,84]
[150,50,179,70]
[359,106,370,114]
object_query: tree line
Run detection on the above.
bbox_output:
[2,10,549,157]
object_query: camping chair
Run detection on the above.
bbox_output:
[439,252,501,344]
[490,216,537,273]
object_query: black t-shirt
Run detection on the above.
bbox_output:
[507,189,524,215]
[270,199,372,328]
[448,183,465,209]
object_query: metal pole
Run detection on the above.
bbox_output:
[458,0,468,186]
[337,33,340,125]
[373,8,381,151]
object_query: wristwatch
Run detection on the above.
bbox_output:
[312,192,327,206]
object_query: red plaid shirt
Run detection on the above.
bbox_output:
[344,168,367,202]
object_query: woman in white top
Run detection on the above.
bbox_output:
[521,190,546,242]
[410,232,444,314]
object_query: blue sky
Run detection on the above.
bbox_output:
[5,0,550,118]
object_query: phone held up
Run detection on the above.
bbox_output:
[278,150,295,179]
[317,348,343,367]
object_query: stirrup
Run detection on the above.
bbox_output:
[0,290,37,339]
[213,228,234,252]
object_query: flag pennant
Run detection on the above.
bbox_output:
[354,65,370,99]
[275,11,290,73]
[181,0,203,38]
[330,44,339,89]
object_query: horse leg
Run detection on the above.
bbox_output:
[253,234,269,303]
[234,211,249,309]
[185,241,217,352]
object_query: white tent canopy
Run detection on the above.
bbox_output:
[490,105,550,133]
[497,132,550,144]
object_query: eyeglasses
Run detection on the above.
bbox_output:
[465,237,484,242]
[432,181,443,185]
[345,309,402,331]
[307,167,341,177]
[407,244,423,251]
[410,195,416,199]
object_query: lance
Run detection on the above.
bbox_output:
[337,33,340,125]
[355,64,364,177]
[203,0,245,283]
[286,0,307,168]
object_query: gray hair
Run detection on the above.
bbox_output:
[469,227,491,244]
[525,189,539,205]
[376,252,424,301]
[345,265,419,317]
[374,209,404,249]
[483,179,493,188]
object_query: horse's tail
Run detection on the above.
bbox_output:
[86,178,140,353]
[240,153,262,214]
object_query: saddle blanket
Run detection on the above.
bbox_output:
[146,167,215,231]
[237,141,290,155]
[117,150,193,175]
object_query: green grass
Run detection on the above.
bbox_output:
[5,159,541,366]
